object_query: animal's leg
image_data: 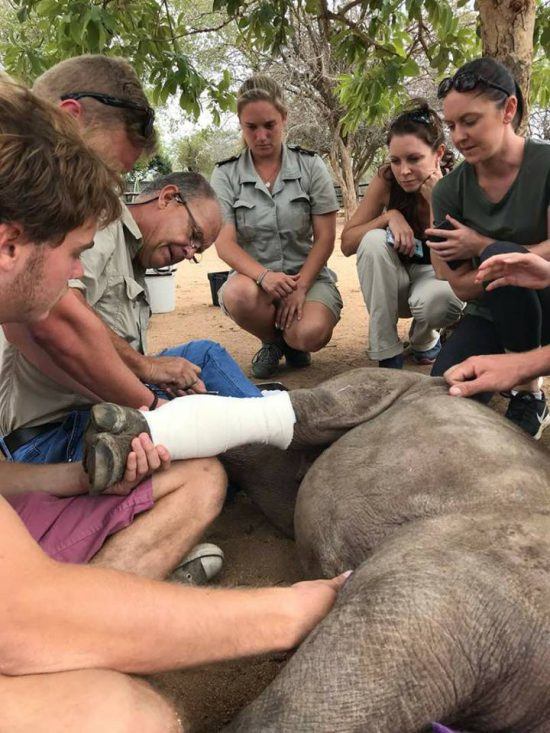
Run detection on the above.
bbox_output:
[289,367,424,448]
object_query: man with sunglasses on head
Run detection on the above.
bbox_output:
[0,55,263,474]
[0,78,346,733]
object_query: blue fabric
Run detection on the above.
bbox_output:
[157,339,261,398]
[8,409,90,464]
[7,339,260,465]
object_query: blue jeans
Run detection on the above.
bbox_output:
[6,339,261,464]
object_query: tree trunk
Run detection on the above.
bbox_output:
[477,0,536,129]
[328,131,357,219]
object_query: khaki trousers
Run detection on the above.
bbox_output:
[356,229,463,361]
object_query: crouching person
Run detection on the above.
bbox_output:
[0,77,346,733]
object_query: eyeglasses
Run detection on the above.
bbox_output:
[173,192,205,263]
[130,191,206,263]
[59,91,155,138]
[437,72,511,100]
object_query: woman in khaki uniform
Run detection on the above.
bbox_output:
[210,75,342,379]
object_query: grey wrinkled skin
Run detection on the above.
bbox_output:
[221,368,550,733]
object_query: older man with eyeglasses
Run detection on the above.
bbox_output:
[0,57,263,474]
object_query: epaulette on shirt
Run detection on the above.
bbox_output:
[287,144,316,156]
[215,153,241,166]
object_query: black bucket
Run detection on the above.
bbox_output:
[207,270,231,307]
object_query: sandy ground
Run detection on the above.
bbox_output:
[146,218,550,730]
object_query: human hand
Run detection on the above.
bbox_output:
[387,210,415,256]
[275,285,308,330]
[418,168,442,203]
[101,433,171,495]
[261,271,300,299]
[476,252,550,291]
[444,353,531,398]
[284,571,352,648]
[426,215,492,260]
[143,355,206,396]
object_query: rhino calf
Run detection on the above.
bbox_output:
[223,368,550,733]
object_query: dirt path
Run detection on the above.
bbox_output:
[147,219,549,731]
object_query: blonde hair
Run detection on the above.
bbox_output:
[33,55,156,154]
[0,78,122,245]
[236,74,288,118]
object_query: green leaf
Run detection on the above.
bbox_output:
[402,57,419,77]
[304,0,319,12]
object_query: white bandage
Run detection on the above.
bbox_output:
[143,393,296,460]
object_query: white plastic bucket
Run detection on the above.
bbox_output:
[145,267,176,314]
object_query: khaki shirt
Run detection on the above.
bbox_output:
[210,144,338,282]
[0,204,151,433]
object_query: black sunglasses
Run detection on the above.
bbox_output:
[399,110,431,126]
[59,91,155,138]
[437,72,511,100]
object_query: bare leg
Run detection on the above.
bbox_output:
[91,457,226,579]
[0,668,183,733]
[283,301,337,353]
[222,274,280,342]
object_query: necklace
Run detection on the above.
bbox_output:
[256,160,281,190]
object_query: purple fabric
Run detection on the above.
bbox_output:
[8,478,154,563]
[432,725,459,733]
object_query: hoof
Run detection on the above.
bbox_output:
[84,432,132,494]
[89,402,150,435]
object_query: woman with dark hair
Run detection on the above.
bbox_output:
[341,101,463,368]
[427,57,550,438]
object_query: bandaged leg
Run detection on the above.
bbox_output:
[144,393,295,459]
[84,393,295,493]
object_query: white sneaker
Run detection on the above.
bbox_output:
[172,543,224,585]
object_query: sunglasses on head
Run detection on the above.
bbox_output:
[59,91,155,138]
[401,110,431,125]
[437,72,511,100]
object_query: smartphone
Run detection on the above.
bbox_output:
[386,228,424,258]
[429,219,455,243]
[429,219,465,271]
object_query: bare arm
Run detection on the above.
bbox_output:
[1,435,170,499]
[444,347,550,398]
[215,222,299,299]
[475,252,550,291]
[431,252,484,302]
[0,461,88,497]
[3,289,155,409]
[0,499,346,676]
[275,212,337,329]
[340,174,391,256]
[526,239,550,259]
[215,221,266,281]
[298,211,336,289]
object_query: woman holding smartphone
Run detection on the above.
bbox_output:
[427,56,550,439]
[341,101,462,368]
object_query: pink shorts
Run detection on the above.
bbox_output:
[7,479,154,564]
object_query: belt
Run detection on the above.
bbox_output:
[3,421,63,455]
